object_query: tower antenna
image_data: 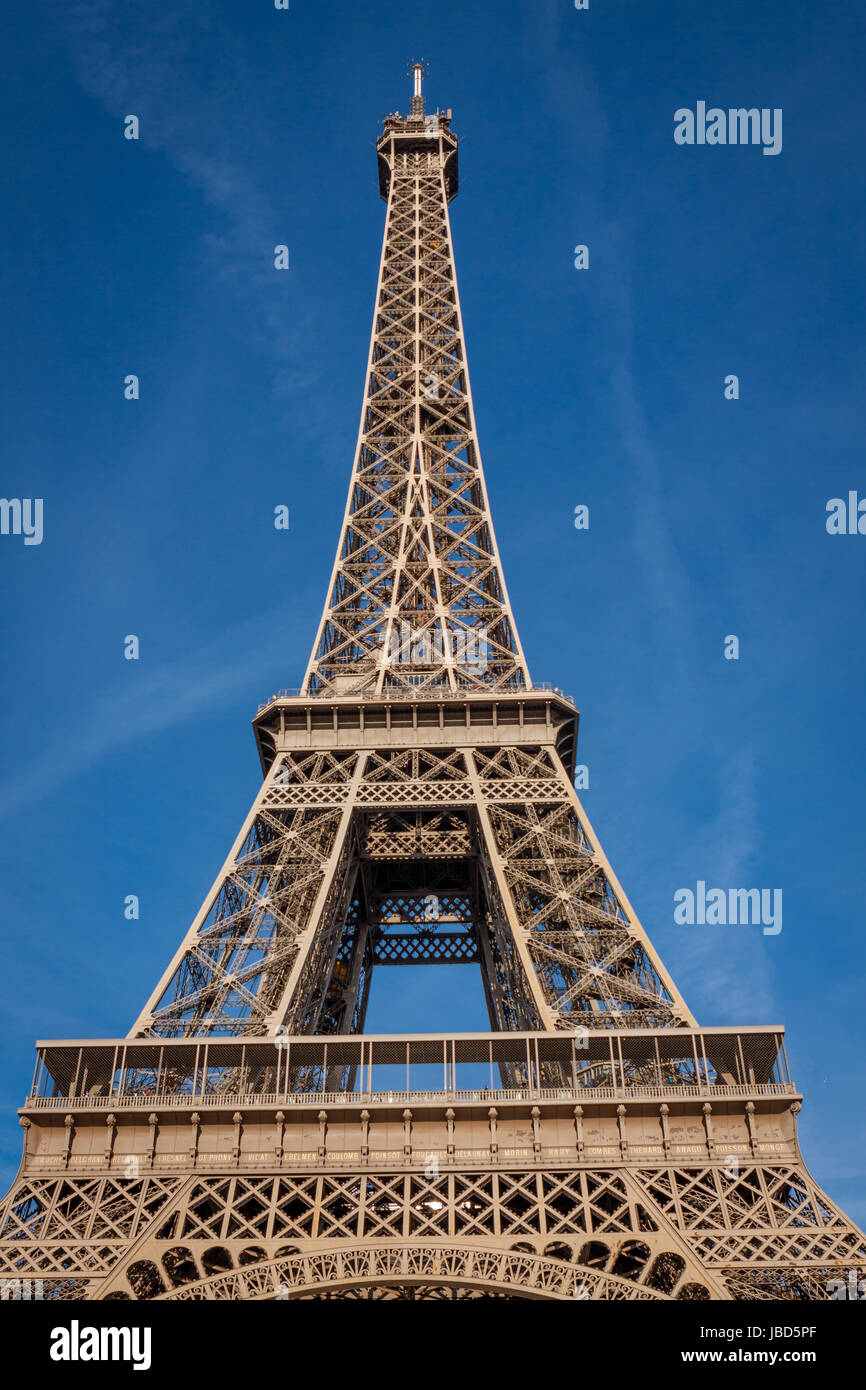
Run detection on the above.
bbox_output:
[409,58,428,116]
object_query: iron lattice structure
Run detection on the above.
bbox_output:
[2,70,863,1303]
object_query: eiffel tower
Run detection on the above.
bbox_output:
[2,66,863,1304]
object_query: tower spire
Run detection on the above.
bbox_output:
[304,69,523,696]
[410,58,427,117]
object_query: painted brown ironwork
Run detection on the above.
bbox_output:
[1,68,863,1302]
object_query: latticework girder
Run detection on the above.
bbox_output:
[128,741,693,1040]
[304,104,528,697]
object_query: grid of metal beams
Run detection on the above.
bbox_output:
[304,95,528,697]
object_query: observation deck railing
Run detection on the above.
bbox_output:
[24,1027,794,1111]
[256,682,574,713]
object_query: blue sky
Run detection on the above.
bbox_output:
[1,1,864,1224]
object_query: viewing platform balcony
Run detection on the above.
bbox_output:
[23,1026,795,1115]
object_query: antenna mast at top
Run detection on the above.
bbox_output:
[409,58,427,116]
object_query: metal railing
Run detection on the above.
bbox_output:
[25,1081,795,1112]
[27,1027,792,1109]
[255,681,573,713]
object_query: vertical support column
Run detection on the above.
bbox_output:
[488,1106,498,1160]
[702,1102,715,1158]
[573,1105,584,1158]
[464,753,556,1031]
[63,1114,74,1167]
[659,1103,671,1158]
[71,1048,82,1100]
[267,752,368,1033]
[617,1105,628,1160]
[745,1101,758,1157]
[104,1114,116,1164]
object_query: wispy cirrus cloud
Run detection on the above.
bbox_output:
[59,0,314,401]
[0,610,288,819]
[534,0,779,1020]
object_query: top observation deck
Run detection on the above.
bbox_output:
[377,61,459,201]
